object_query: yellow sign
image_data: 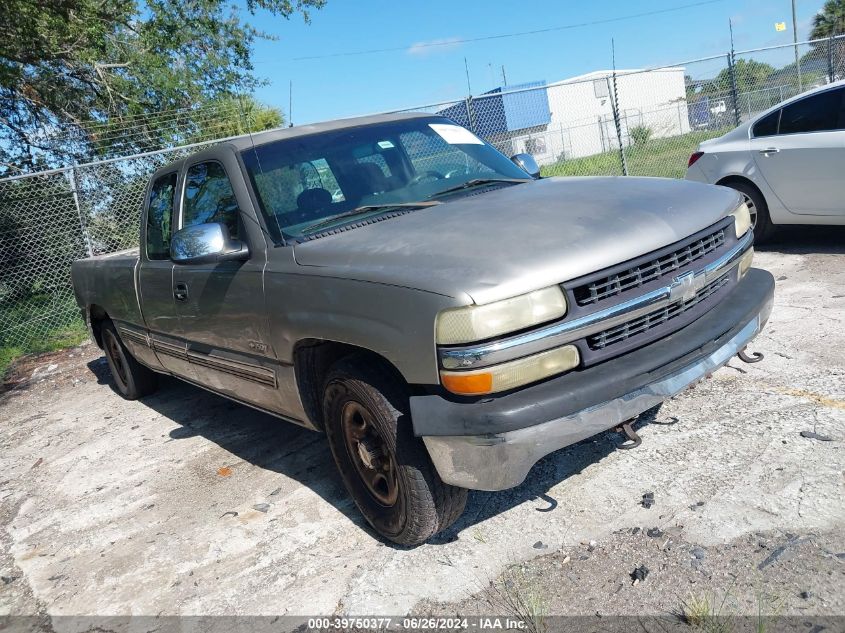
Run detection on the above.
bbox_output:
[775,22,787,31]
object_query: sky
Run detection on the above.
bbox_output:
[243,0,827,124]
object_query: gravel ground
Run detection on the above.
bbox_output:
[0,228,843,624]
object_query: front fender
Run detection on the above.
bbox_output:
[265,273,461,385]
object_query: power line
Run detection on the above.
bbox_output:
[288,0,728,61]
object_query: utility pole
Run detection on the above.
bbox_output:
[792,0,803,90]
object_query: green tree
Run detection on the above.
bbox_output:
[701,59,776,97]
[0,0,323,175]
[811,0,845,39]
[190,95,285,142]
[809,0,845,81]
[728,59,776,92]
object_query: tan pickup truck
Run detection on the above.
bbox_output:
[72,112,774,545]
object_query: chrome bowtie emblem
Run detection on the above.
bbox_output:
[670,271,703,303]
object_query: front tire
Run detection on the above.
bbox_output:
[101,320,158,400]
[322,356,467,546]
[726,180,775,244]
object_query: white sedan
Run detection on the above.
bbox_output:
[685,80,845,242]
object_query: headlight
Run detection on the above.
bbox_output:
[738,246,754,277]
[440,345,580,395]
[731,202,752,238]
[436,286,567,345]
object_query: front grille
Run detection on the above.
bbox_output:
[587,273,731,350]
[574,228,726,306]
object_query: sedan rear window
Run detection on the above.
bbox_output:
[752,110,780,138]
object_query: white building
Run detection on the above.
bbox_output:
[506,67,690,165]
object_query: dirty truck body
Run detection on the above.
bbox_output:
[72,112,774,545]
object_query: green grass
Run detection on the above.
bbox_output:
[541,128,734,180]
[0,321,89,381]
[1,291,89,380]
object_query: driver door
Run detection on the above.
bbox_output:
[172,153,280,410]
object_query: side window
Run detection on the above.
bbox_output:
[779,88,844,135]
[182,161,240,239]
[752,110,780,138]
[146,173,177,260]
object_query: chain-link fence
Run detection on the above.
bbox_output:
[0,141,224,351]
[1,35,843,352]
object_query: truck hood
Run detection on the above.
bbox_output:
[292,176,741,305]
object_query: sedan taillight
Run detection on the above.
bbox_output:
[688,151,704,167]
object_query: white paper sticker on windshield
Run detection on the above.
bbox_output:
[377,140,394,149]
[429,123,484,145]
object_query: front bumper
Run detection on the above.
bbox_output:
[412,268,775,491]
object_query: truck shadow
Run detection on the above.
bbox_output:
[87,363,366,529]
[757,225,845,255]
[88,358,657,547]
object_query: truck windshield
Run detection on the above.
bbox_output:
[241,117,530,241]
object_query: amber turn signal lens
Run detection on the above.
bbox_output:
[440,345,580,396]
[440,371,493,396]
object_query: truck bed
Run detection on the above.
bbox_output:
[71,248,142,329]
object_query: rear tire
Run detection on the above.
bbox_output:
[101,320,158,400]
[725,180,775,244]
[322,356,467,546]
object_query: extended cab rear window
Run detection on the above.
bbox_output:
[146,172,177,260]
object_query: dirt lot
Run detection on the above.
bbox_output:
[1,229,843,625]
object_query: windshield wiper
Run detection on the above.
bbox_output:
[428,177,532,199]
[299,201,440,235]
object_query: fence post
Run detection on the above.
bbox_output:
[607,76,628,177]
[66,167,93,258]
[465,96,477,134]
[727,53,741,127]
[828,36,835,83]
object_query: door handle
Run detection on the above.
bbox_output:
[174,282,189,302]
[759,147,780,155]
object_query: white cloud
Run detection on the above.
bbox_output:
[407,37,462,56]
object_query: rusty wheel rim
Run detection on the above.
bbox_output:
[104,330,128,387]
[341,401,399,507]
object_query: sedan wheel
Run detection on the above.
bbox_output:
[740,192,758,229]
[725,180,775,244]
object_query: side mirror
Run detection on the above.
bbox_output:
[170,222,248,265]
[510,153,540,179]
